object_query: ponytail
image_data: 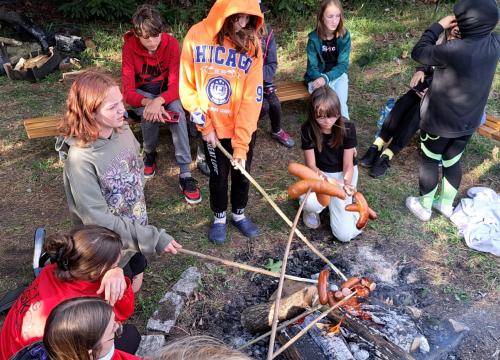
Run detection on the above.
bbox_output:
[43,225,122,282]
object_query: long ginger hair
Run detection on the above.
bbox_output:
[59,70,117,145]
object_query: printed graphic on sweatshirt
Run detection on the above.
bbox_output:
[99,150,147,225]
[207,76,231,105]
[193,45,253,74]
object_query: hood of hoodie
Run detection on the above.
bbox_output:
[123,31,172,58]
[454,0,499,39]
[202,0,264,40]
[64,124,128,150]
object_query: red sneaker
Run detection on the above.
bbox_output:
[179,177,202,204]
[143,152,157,178]
[271,129,295,148]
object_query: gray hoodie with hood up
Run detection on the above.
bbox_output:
[63,124,173,266]
[411,0,499,138]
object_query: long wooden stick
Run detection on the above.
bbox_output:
[238,305,322,350]
[177,248,317,285]
[271,291,357,359]
[215,141,347,281]
[267,188,311,360]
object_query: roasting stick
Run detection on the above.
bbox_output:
[267,187,312,360]
[178,248,317,285]
[215,140,347,281]
[238,304,322,350]
[272,291,357,359]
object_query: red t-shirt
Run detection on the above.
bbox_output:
[0,264,134,360]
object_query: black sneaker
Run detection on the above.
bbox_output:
[143,151,157,178]
[359,145,382,168]
[370,154,390,178]
[179,177,202,204]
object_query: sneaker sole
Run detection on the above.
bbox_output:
[179,184,202,205]
[144,171,156,179]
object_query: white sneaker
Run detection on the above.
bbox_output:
[303,211,321,229]
[432,201,454,219]
[406,196,432,221]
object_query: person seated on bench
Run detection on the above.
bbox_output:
[258,2,294,148]
[304,0,351,120]
[59,70,181,293]
[359,26,460,178]
[300,87,361,242]
[122,4,201,204]
[11,297,141,360]
[0,226,140,359]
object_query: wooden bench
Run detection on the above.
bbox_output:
[477,114,500,142]
[23,81,310,139]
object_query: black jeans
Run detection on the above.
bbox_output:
[379,90,421,154]
[259,91,282,134]
[203,133,257,214]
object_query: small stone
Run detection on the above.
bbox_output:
[26,188,32,193]
[135,335,166,357]
[406,306,422,319]
[349,342,360,353]
[419,335,430,353]
[448,318,470,333]
[354,349,370,360]
[410,337,420,352]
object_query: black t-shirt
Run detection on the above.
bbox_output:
[301,121,357,173]
[321,37,338,73]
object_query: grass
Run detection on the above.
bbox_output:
[0,1,499,332]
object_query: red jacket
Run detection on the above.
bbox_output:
[121,31,180,108]
[113,350,142,360]
[0,264,134,360]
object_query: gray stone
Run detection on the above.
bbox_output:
[354,349,370,360]
[135,335,166,357]
[418,335,430,353]
[147,292,184,334]
[448,318,470,333]
[172,266,201,297]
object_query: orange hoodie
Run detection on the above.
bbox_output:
[179,0,264,160]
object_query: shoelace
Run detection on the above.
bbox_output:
[183,177,198,192]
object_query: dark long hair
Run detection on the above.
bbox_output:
[316,0,346,40]
[216,14,262,57]
[43,225,122,282]
[43,297,112,360]
[303,86,346,152]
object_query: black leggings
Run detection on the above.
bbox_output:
[259,91,282,134]
[203,133,257,214]
[115,324,141,354]
[419,131,471,207]
[379,90,421,154]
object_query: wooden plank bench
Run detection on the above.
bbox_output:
[23,80,310,139]
[477,114,500,142]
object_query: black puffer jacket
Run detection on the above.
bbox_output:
[411,0,499,138]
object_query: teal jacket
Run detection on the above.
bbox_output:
[304,30,351,84]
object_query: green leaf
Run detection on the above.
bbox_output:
[263,258,283,273]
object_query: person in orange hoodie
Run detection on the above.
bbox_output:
[180,0,264,244]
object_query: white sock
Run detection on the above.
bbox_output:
[214,212,226,224]
[232,212,245,222]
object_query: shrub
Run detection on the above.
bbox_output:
[58,0,137,20]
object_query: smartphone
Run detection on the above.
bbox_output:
[163,111,180,123]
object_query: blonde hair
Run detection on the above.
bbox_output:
[154,336,251,360]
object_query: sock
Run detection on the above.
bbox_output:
[373,137,385,151]
[419,185,438,209]
[232,208,246,222]
[214,211,226,224]
[381,148,394,160]
[439,177,458,207]
[179,171,192,179]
